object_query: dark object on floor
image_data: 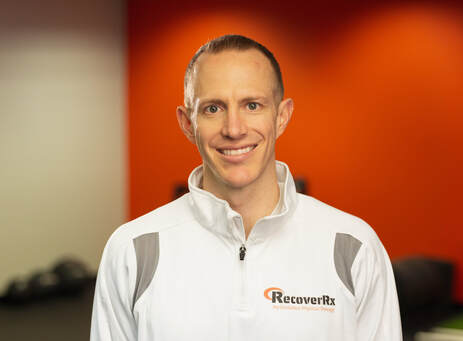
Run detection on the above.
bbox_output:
[3,277,31,304]
[394,257,453,314]
[0,279,96,341]
[53,258,90,296]
[393,256,463,341]
[1,257,91,305]
[28,271,61,300]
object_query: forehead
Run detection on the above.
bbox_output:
[191,49,276,99]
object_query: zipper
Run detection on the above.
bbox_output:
[232,216,248,309]
[238,243,248,309]
[239,244,246,261]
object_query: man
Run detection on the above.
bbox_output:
[91,34,402,340]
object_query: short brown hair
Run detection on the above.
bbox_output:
[184,34,284,107]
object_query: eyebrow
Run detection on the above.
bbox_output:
[240,96,268,104]
[198,98,227,108]
[198,96,269,108]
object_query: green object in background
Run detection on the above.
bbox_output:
[437,314,463,330]
[414,315,463,340]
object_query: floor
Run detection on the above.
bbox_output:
[0,281,95,341]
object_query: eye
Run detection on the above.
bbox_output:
[247,102,259,111]
[205,105,219,114]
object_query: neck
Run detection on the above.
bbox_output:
[202,162,280,239]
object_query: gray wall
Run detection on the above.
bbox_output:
[0,0,126,290]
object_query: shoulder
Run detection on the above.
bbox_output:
[104,194,195,253]
[95,195,196,308]
[295,195,394,297]
[295,194,383,248]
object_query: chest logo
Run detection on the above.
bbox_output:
[264,287,336,312]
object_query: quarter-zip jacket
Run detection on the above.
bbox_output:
[90,161,402,341]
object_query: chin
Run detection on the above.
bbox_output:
[220,169,258,189]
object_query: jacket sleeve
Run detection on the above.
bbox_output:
[90,232,138,341]
[352,236,403,341]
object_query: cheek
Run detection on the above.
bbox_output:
[250,118,277,140]
[247,111,276,128]
[195,119,222,146]
[194,130,216,155]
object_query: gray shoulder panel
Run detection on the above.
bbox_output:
[334,233,362,296]
[132,232,160,311]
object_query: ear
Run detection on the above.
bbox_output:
[276,98,294,138]
[176,105,196,144]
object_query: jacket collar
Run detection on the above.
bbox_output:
[187,161,299,244]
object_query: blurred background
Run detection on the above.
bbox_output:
[1,0,462,340]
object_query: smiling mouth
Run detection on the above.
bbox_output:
[217,144,257,156]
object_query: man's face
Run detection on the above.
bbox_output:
[178,49,292,191]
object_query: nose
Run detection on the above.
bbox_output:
[221,106,247,139]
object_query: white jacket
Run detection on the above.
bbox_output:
[90,161,402,341]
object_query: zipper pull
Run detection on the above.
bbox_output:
[239,244,246,261]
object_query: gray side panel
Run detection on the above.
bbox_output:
[334,233,362,296]
[132,232,160,311]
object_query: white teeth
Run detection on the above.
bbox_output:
[221,145,255,156]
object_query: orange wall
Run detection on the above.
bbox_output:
[128,1,463,300]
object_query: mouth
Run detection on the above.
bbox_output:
[217,144,257,156]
